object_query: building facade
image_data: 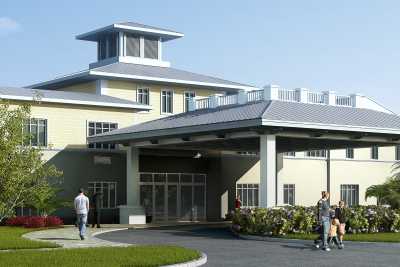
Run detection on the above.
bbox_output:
[2,22,400,224]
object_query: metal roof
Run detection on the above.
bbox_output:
[29,62,256,91]
[0,86,151,110]
[88,100,400,143]
[76,22,184,42]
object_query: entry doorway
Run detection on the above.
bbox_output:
[139,172,207,222]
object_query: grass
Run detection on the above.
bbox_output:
[0,246,201,267]
[0,227,59,250]
[282,232,400,242]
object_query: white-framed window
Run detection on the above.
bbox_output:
[283,151,296,157]
[346,148,354,159]
[283,184,295,205]
[23,118,47,147]
[144,37,158,59]
[236,184,259,208]
[161,90,173,114]
[87,121,118,149]
[371,145,379,160]
[137,87,150,105]
[340,184,359,207]
[126,33,140,57]
[306,149,327,158]
[184,91,196,112]
[88,181,117,208]
[396,145,400,161]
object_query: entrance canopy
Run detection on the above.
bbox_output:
[88,99,400,152]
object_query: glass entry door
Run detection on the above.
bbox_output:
[139,173,206,222]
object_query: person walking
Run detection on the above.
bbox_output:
[327,218,342,249]
[314,191,326,248]
[316,191,331,251]
[335,200,346,248]
[91,191,102,228]
[74,188,90,240]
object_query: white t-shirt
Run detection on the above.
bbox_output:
[74,194,89,215]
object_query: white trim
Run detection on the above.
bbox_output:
[114,23,184,38]
[139,36,145,58]
[0,94,152,110]
[119,56,170,67]
[136,86,150,106]
[27,70,90,89]
[158,37,162,60]
[89,70,257,91]
[262,119,400,135]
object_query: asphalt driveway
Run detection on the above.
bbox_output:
[97,226,400,267]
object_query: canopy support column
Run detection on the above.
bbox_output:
[259,134,277,208]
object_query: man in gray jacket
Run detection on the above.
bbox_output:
[318,192,331,251]
[74,188,90,240]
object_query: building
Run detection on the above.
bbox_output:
[2,22,400,224]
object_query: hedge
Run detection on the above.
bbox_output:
[231,205,400,236]
[5,216,63,228]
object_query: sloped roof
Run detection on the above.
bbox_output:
[29,62,256,91]
[0,86,151,110]
[88,100,400,143]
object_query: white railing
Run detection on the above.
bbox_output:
[195,98,210,109]
[335,95,353,107]
[307,92,326,104]
[247,89,264,102]
[218,94,238,106]
[278,89,298,102]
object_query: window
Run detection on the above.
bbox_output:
[137,88,150,105]
[88,182,117,208]
[283,184,295,205]
[396,145,400,161]
[284,151,296,157]
[371,145,379,160]
[306,150,327,158]
[236,184,259,208]
[161,90,173,114]
[144,37,158,59]
[126,34,140,57]
[340,184,359,207]
[237,151,257,156]
[346,148,354,159]
[87,122,118,149]
[97,34,118,60]
[184,91,196,112]
[23,118,47,147]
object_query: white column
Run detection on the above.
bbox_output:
[126,146,140,206]
[259,135,276,208]
[263,84,280,100]
[295,88,309,103]
[118,32,125,57]
[119,145,145,224]
[95,79,108,95]
[158,37,162,61]
[237,90,248,104]
[140,36,145,58]
[323,91,336,105]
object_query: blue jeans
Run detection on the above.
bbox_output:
[321,216,330,248]
[77,214,87,237]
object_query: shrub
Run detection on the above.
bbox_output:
[232,205,400,236]
[45,216,63,227]
[5,216,29,227]
[25,216,46,228]
[5,216,63,228]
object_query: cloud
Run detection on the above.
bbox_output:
[0,17,21,34]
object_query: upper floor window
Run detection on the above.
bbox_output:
[23,118,47,147]
[396,145,400,161]
[346,148,354,159]
[137,88,150,105]
[98,33,118,60]
[283,151,296,157]
[161,90,173,114]
[126,34,140,57]
[283,184,295,205]
[371,145,379,160]
[184,91,196,112]
[306,149,327,158]
[88,122,118,149]
[144,37,158,59]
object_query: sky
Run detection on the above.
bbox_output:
[1,0,400,113]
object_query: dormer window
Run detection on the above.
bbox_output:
[97,33,118,60]
[126,34,140,57]
[144,37,158,59]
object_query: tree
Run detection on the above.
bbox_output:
[0,101,62,222]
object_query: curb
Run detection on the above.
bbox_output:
[161,252,207,267]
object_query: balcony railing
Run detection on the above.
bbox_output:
[335,95,353,107]
[247,89,264,102]
[218,94,238,106]
[278,89,298,102]
[308,92,326,104]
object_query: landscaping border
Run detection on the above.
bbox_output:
[161,252,207,267]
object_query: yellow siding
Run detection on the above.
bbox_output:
[10,101,136,149]
[58,81,97,94]
[106,80,219,123]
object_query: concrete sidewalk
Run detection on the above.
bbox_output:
[23,226,129,248]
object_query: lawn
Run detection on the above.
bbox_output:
[0,246,200,267]
[283,232,400,242]
[0,227,59,250]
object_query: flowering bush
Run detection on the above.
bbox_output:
[5,216,63,228]
[232,205,400,236]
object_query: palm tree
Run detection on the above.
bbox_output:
[365,184,389,205]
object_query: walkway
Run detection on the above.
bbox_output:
[97,225,400,267]
[23,226,129,248]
